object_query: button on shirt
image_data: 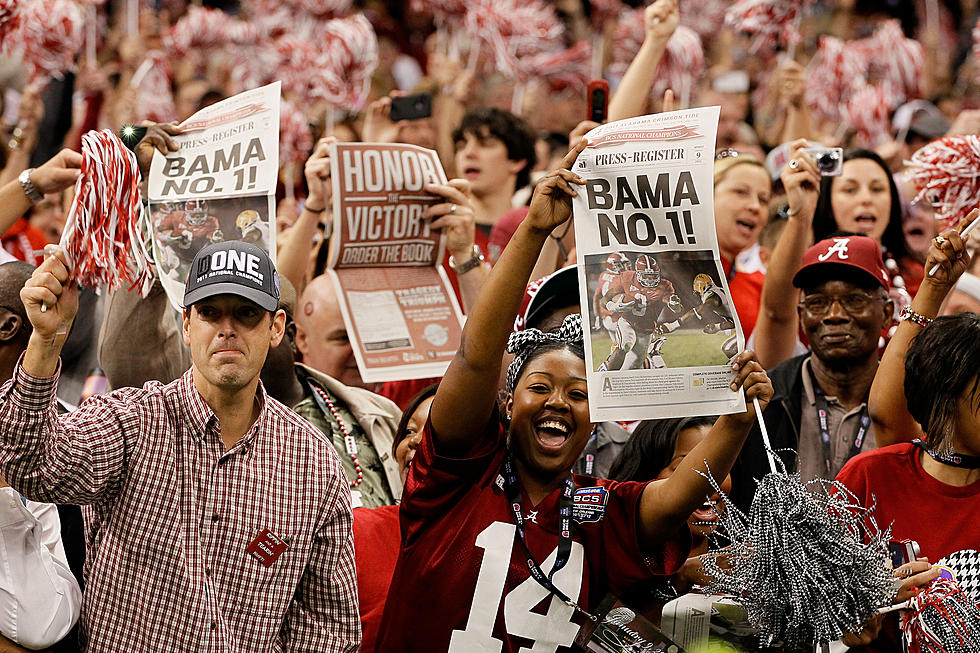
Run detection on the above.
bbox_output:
[797,358,877,483]
[0,363,360,653]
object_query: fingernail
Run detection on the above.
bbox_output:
[730,382,738,390]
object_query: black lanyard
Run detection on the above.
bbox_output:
[911,439,980,469]
[808,365,869,476]
[502,455,597,621]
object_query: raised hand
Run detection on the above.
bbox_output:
[525,139,588,234]
[20,246,78,346]
[304,137,336,211]
[30,150,82,196]
[135,122,181,178]
[780,139,820,220]
[729,350,773,422]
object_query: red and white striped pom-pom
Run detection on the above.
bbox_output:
[588,0,623,33]
[61,129,153,296]
[165,6,256,59]
[845,83,892,148]
[651,26,704,106]
[409,0,467,26]
[132,51,177,124]
[680,0,728,42]
[854,19,922,109]
[313,13,379,112]
[805,35,868,127]
[519,41,591,93]
[901,578,980,653]
[725,0,812,54]
[280,100,313,170]
[15,0,83,83]
[609,7,645,78]
[0,0,22,49]
[464,0,563,77]
[229,40,281,94]
[907,136,980,232]
[276,36,320,103]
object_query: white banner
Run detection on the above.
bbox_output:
[572,108,746,421]
[148,82,281,310]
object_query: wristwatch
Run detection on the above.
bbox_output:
[18,168,42,203]
[448,244,485,275]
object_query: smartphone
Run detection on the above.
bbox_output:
[587,80,609,123]
[389,93,432,122]
[119,125,148,152]
[888,539,920,568]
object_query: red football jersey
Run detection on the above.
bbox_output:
[374,418,689,653]
[605,271,676,333]
[156,210,221,258]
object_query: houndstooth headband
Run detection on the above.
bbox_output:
[505,313,583,393]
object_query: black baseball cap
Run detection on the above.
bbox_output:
[183,241,280,312]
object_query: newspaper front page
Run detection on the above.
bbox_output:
[572,107,746,421]
[148,82,281,310]
[327,142,464,383]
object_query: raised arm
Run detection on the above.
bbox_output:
[429,140,588,457]
[870,212,973,446]
[426,179,488,313]
[278,137,333,295]
[0,150,81,239]
[607,0,678,121]
[638,350,773,548]
[753,142,820,369]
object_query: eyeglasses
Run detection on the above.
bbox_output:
[801,292,878,315]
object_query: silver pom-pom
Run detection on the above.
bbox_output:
[700,469,895,648]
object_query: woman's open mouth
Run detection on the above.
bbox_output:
[534,418,571,450]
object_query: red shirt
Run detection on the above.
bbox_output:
[836,443,980,652]
[2,218,47,265]
[605,272,676,333]
[722,258,764,339]
[375,417,689,652]
[352,504,400,653]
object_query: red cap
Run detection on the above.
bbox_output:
[792,236,890,291]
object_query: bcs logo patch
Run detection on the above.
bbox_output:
[572,486,608,524]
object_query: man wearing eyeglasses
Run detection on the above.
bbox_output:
[730,235,894,512]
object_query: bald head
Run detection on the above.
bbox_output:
[0,262,35,337]
[294,275,365,388]
[0,262,36,382]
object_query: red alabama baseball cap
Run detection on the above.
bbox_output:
[792,236,890,291]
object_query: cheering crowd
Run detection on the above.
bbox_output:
[3,0,980,651]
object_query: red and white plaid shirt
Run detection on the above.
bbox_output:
[0,362,360,653]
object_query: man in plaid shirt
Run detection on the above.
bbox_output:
[0,241,360,652]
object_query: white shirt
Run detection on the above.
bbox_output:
[0,487,81,648]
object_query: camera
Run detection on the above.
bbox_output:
[587,80,609,123]
[888,539,920,567]
[803,146,843,176]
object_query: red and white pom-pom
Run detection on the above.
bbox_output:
[611,13,703,105]
[853,19,922,109]
[61,129,152,296]
[725,0,812,54]
[680,0,729,42]
[652,26,704,105]
[805,35,868,127]
[519,41,591,93]
[901,578,980,653]
[845,83,892,148]
[164,6,257,59]
[907,136,980,231]
[280,100,313,169]
[15,0,83,83]
[132,51,177,123]
[312,13,378,112]
[0,0,22,49]
[464,0,563,76]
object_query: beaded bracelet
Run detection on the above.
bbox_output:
[899,305,934,328]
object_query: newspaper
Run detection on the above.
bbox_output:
[326,142,464,383]
[661,593,783,652]
[148,82,281,310]
[572,108,746,422]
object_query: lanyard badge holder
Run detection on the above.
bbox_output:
[502,455,598,622]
